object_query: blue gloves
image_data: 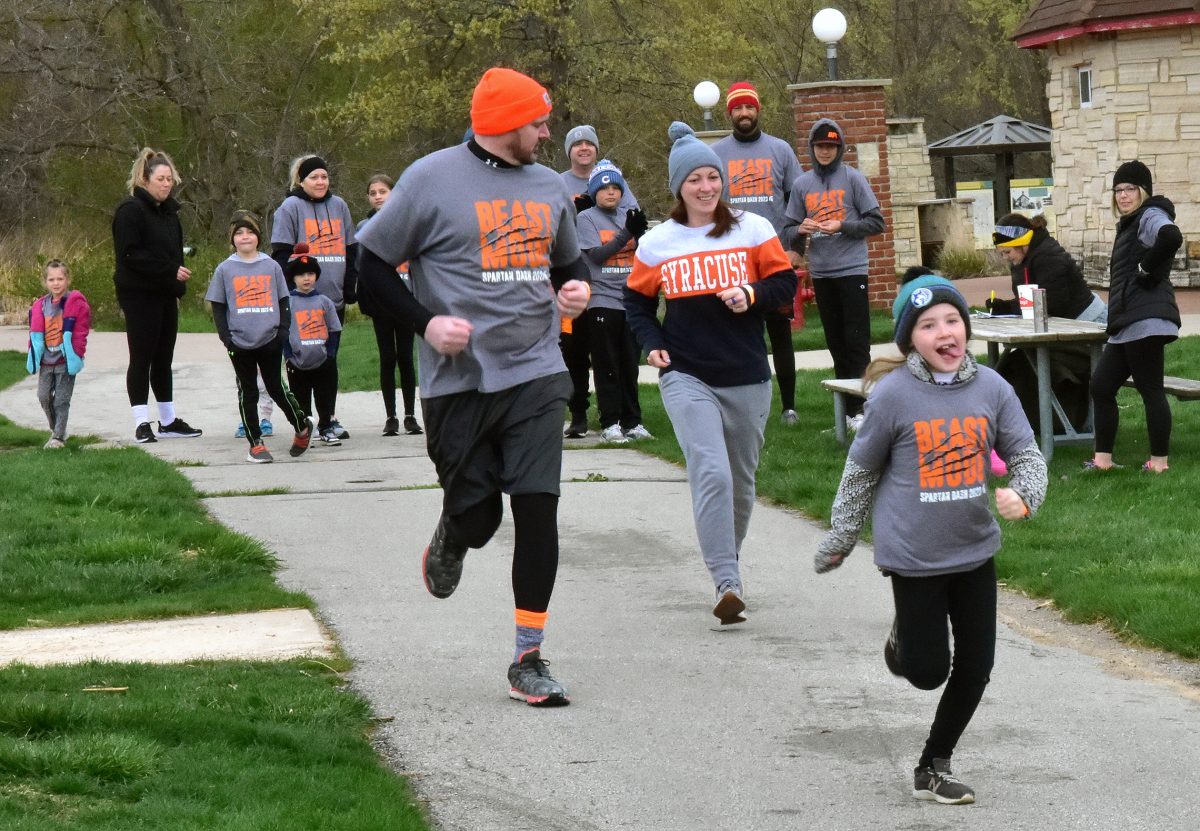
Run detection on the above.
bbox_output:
[26,332,45,374]
[63,331,84,376]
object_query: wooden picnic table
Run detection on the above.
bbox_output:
[969,315,1107,461]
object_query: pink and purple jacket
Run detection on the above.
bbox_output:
[29,290,92,356]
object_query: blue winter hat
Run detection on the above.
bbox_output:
[892,274,971,353]
[667,121,723,196]
[587,160,626,200]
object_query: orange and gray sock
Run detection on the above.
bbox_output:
[514,609,547,662]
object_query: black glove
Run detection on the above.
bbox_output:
[985,296,1019,315]
[342,287,357,306]
[1139,224,1183,282]
[624,208,648,240]
[573,193,595,214]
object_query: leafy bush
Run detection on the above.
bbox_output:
[935,244,989,280]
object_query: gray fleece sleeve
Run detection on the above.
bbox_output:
[814,457,880,572]
[1004,441,1048,517]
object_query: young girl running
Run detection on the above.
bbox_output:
[814,274,1048,804]
[27,260,91,448]
[357,174,422,437]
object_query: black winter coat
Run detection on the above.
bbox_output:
[1107,195,1181,336]
[1007,227,1094,319]
[112,187,186,298]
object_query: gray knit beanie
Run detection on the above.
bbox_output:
[564,125,599,158]
[667,122,723,196]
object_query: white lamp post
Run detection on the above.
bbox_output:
[812,8,848,81]
[693,81,721,132]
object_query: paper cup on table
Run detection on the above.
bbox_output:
[1017,284,1039,319]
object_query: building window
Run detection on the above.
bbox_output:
[1078,66,1093,108]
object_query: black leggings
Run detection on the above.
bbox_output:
[765,316,796,412]
[230,344,306,445]
[812,275,871,416]
[119,289,178,406]
[286,359,338,430]
[445,492,559,614]
[1090,336,1172,457]
[371,315,417,419]
[891,558,996,768]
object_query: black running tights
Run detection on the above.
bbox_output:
[890,558,996,768]
[119,289,178,406]
[371,315,417,419]
[1090,336,1172,457]
[445,492,559,614]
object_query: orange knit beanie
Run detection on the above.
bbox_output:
[470,68,553,136]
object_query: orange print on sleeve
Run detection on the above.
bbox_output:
[296,308,329,342]
[474,200,553,274]
[913,416,989,490]
[727,159,775,197]
[804,189,847,223]
[233,274,274,309]
[303,218,346,257]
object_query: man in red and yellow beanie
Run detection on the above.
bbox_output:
[357,66,591,708]
[711,80,806,426]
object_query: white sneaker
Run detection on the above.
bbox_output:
[846,413,865,432]
[780,409,799,426]
[600,424,629,444]
[623,424,654,441]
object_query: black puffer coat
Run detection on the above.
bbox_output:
[1107,195,1181,335]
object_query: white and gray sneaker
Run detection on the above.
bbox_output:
[712,580,747,625]
[846,413,865,433]
[623,424,654,441]
[600,424,630,444]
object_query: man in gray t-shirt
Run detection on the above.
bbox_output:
[712,80,806,424]
[357,67,590,707]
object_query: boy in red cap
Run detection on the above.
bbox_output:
[712,81,805,426]
[357,67,590,707]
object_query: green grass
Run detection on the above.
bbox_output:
[0,660,427,830]
[632,337,1200,659]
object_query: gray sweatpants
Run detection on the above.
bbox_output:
[659,371,771,591]
[37,361,75,440]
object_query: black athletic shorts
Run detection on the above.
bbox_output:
[422,372,571,514]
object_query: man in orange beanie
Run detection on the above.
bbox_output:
[357,66,590,707]
[712,81,805,426]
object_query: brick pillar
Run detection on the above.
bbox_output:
[788,79,896,309]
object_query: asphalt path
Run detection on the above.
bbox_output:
[2,313,1199,830]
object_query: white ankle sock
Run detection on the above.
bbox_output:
[157,401,176,425]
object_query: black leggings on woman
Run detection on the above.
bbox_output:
[371,315,417,419]
[1090,336,1172,457]
[765,315,796,412]
[891,558,996,768]
[118,289,178,406]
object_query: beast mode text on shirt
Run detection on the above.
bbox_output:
[475,199,553,282]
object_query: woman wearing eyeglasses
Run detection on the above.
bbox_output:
[1086,161,1182,473]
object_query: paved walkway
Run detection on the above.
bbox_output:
[2,291,1200,829]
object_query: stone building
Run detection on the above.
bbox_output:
[1014,0,1200,286]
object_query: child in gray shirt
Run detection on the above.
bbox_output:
[814,275,1047,806]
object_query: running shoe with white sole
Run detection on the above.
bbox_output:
[507,648,570,706]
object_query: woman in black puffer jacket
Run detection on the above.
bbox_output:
[989,213,1108,432]
[112,147,202,444]
[1086,160,1182,474]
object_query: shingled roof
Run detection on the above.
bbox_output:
[1014,0,1200,48]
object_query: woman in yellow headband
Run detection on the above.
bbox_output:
[988,213,1108,432]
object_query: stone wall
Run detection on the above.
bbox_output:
[886,118,938,269]
[789,79,897,307]
[1044,27,1199,287]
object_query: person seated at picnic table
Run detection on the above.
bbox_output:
[986,213,1108,433]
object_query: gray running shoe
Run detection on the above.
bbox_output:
[913,759,975,805]
[713,580,747,625]
[507,649,570,706]
[780,409,799,426]
[421,516,468,599]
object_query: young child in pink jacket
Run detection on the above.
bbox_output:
[28,259,91,448]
